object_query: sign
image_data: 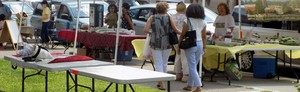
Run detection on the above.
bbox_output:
[0,20,23,49]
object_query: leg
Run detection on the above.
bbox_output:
[151,49,163,72]
[92,78,95,92]
[75,74,78,92]
[167,81,170,92]
[66,71,69,92]
[162,49,172,73]
[116,83,118,92]
[123,84,126,92]
[45,71,48,92]
[22,68,25,92]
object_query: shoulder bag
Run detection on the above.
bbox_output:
[179,17,197,49]
[168,16,179,45]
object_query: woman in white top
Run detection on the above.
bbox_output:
[213,3,235,40]
[172,2,189,83]
[179,4,206,92]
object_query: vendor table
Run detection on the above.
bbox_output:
[71,65,176,92]
[205,44,300,84]
[4,54,113,92]
[58,30,146,51]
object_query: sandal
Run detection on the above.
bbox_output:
[183,86,192,91]
[192,87,202,92]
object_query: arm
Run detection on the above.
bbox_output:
[143,16,153,34]
[124,14,135,30]
[178,21,188,47]
[169,16,181,34]
[202,26,207,50]
[104,13,109,23]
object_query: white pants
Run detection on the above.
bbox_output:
[151,48,172,73]
[174,45,189,75]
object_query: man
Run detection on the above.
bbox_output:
[0,0,12,19]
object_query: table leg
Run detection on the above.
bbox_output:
[75,74,78,92]
[92,78,95,92]
[104,82,113,92]
[123,84,126,92]
[45,71,48,92]
[276,50,279,80]
[66,71,69,92]
[116,83,118,92]
[289,50,299,83]
[167,81,170,92]
[129,84,134,92]
[22,68,25,92]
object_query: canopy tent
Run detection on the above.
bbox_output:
[72,0,123,65]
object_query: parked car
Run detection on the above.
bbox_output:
[136,0,149,5]
[130,3,217,35]
[2,1,34,20]
[105,0,140,6]
[30,0,108,31]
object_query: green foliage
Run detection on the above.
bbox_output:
[0,59,163,92]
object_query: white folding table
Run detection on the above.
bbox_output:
[71,65,176,92]
[4,55,113,92]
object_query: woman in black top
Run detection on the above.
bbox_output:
[121,3,135,31]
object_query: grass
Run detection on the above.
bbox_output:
[0,59,163,92]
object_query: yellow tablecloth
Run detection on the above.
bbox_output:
[204,44,300,71]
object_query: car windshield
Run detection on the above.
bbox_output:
[7,3,33,15]
[168,8,217,23]
[70,3,108,18]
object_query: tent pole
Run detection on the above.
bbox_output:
[73,0,81,55]
[114,0,123,65]
[238,0,241,38]
[16,0,26,53]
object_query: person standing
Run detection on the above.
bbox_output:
[213,3,235,41]
[143,2,180,90]
[40,1,51,48]
[0,0,12,20]
[172,2,189,83]
[179,4,206,92]
[121,3,135,31]
[105,4,118,28]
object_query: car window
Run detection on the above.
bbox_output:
[57,5,72,20]
[69,3,108,18]
[33,3,43,15]
[131,9,139,19]
[7,3,33,15]
[136,8,152,22]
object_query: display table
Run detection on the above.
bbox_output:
[71,65,176,92]
[4,54,113,92]
[205,44,300,83]
[58,30,146,51]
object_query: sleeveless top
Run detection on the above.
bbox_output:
[150,15,172,50]
[106,13,118,28]
[121,12,133,30]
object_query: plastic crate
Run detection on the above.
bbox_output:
[112,49,133,61]
[252,58,276,78]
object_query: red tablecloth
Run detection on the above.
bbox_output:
[58,30,146,51]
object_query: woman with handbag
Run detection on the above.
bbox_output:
[178,4,207,92]
[172,2,189,83]
[143,2,180,90]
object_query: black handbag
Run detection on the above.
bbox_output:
[179,18,197,49]
[168,16,179,45]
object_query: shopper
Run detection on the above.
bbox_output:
[179,4,206,92]
[0,1,11,19]
[143,2,180,90]
[105,4,118,28]
[172,2,189,83]
[121,3,135,30]
[213,3,235,41]
[40,1,51,48]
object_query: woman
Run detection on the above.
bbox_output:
[121,3,135,31]
[213,3,235,41]
[143,2,180,90]
[179,4,206,92]
[40,1,51,48]
[172,2,189,83]
[105,4,118,28]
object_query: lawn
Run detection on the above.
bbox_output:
[0,59,163,92]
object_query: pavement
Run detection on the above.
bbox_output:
[0,26,300,92]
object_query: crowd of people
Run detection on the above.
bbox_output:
[140,2,234,92]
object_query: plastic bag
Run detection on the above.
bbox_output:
[142,34,152,59]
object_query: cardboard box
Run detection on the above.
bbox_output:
[77,48,87,56]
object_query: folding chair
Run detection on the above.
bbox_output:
[131,39,155,70]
